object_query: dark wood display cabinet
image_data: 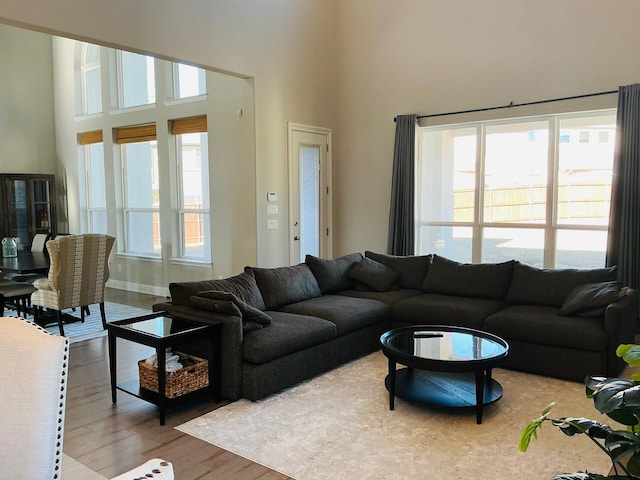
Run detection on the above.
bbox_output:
[0,174,57,249]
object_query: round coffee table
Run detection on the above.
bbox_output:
[380,325,509,424]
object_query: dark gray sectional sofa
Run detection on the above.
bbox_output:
[152,252,638,402]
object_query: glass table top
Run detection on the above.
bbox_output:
[382,327,508,363]
[118,316,206,338]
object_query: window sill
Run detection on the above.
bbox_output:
[116,253,162,263]
[170,258,212,268]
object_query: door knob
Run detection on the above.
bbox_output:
[294,236,300,241]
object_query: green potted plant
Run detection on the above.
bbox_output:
[520,344,640,479]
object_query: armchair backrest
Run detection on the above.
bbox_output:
[46,234,115,310]
[0,317,69,479]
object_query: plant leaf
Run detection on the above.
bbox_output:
[617,344,640,367]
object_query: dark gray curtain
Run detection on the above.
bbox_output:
[606,83,640,289]
[387,114,417,255]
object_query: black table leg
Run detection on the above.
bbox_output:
[388,357,396,410]
[475,369,486,424]
[108,332,117,404]
[157,347,167,426]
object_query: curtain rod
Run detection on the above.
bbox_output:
[395,89,618,121]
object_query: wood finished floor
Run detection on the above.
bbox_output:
[64,288,292,479]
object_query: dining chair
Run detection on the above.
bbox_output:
[0,316,69,480]
[31,233,115,336]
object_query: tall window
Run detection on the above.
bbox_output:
[117,51,155,108]
[173,63,206,99]
[79,130,107,233]
[172,116,210,261]
[116,124,160,257]
[80,43,102,115]
[417,110,615,268]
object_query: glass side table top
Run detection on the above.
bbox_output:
[382,326,508,363]
[117,315,208,338]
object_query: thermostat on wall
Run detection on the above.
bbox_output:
[267,192,278,202]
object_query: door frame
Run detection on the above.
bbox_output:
[287,123,332,264]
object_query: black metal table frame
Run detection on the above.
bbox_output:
[107,311,222,425]
[380,325,509,424]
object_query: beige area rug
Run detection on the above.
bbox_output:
[177,351,615,480]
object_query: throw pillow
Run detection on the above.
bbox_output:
[506,263,618,308]
[421,255,515,300]
[192,290,272,325]
[365,251,432,290]
[559,281,623,316]
[189,296,265,332]
[169,269,266,310]
[305,253,362,293]
[347,257,400,292]
[246,264,322,310]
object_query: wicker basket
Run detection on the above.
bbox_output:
[138,352,209,399]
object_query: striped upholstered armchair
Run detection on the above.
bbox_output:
[31,234,115,336]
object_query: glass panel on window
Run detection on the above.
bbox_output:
[481,227,544,266]
[123,142,159,209]
[88,144,106,209]
[82,43,102,115]
[420,127,476,222]
[178,133,210,261]
[181,212,211,259]
[418,225,472,263]
[125,211,160,254]
[555,229,607,269]
[557,114,615,226]
[175,63,206,99]
[120,51,155,108]
[484,121,548,224]
[90,211,108,234]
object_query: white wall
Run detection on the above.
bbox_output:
[0,0,339,276]
[3,0,640,282]
[333,0,640,255]
[0,25,56,174]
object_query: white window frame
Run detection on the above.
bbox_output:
[416,109,616,268]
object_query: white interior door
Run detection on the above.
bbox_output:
[289,124,332,264]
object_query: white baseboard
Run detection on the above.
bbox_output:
[107,279,170,298]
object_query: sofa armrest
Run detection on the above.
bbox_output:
[152,301,244,401]
[603,289,638,376]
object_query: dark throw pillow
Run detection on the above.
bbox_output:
[559,281,623,317]
[365,251,432,290]
[347,257,400,292]
[169,269,265,310]
[246,264,322,310]
[305,253,362,293]
[192,290,272,325]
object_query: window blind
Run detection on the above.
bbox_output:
[115,123,157,144]
[171,115,207,135]
[78,130,103,145]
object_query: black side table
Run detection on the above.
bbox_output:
[106,311,222,425]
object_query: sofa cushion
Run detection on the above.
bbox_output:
[280,295,389,336]
[559,281,622,317]
[189,295,264,332]
[242,311,336,364]
[391,293,506,330]
[169,269,265,310]
[421,255,515,300]
[338,288,422,306]
[483,305,608,352]
[347,257,399,292]
[506,263,618,308]
[365,251,432,290]
[305,253,362,294]
[246,264,322,310]
[191,290,272,325]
